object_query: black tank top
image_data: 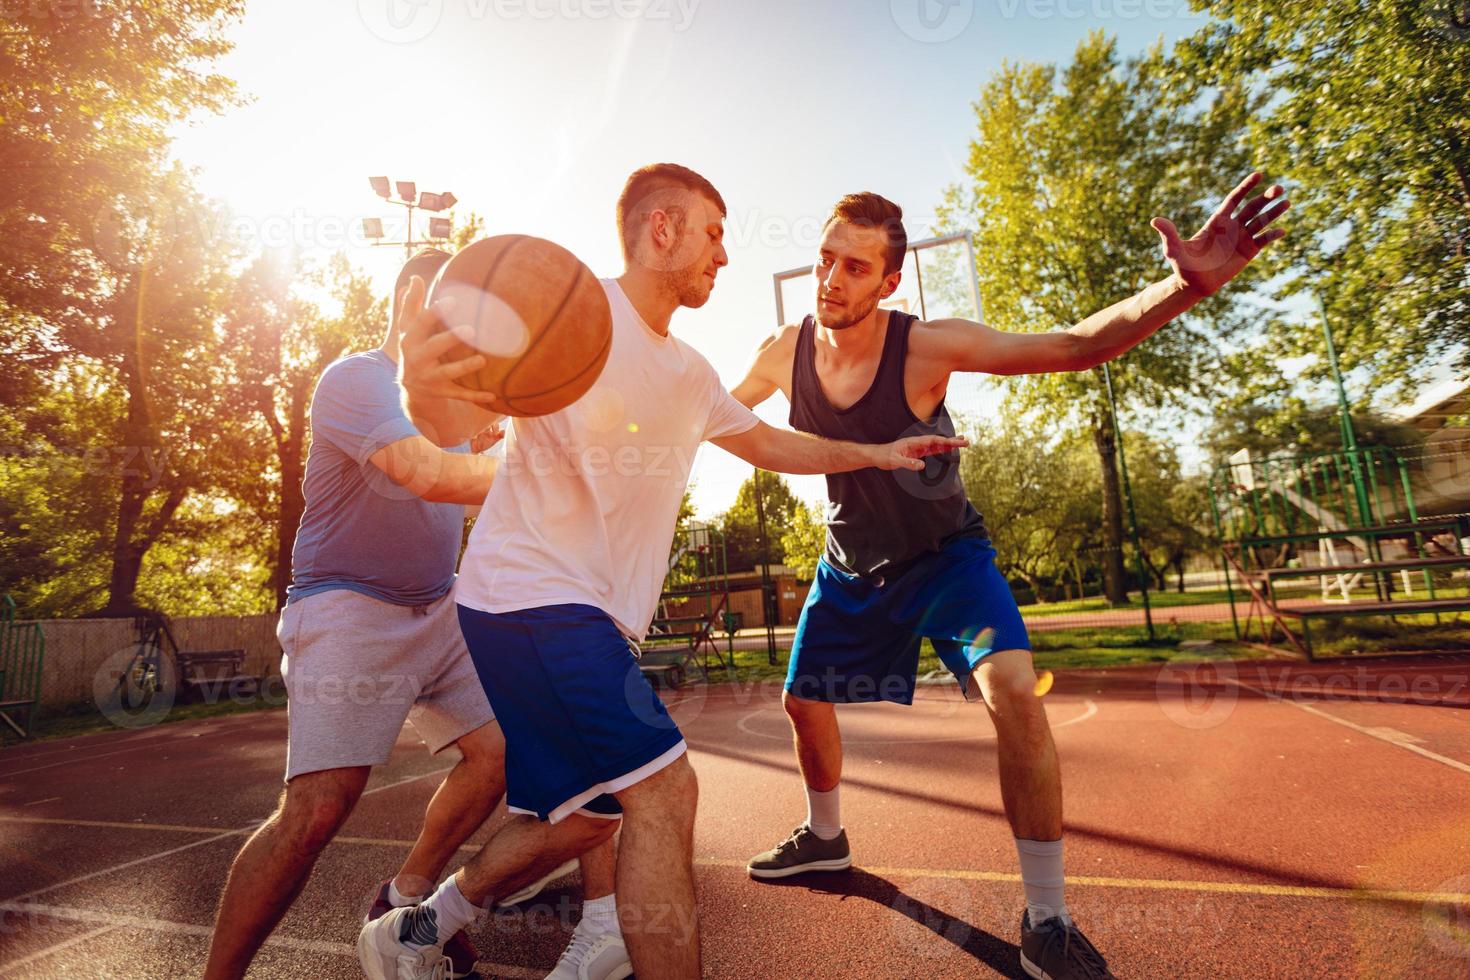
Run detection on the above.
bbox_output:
[789,311,988,577]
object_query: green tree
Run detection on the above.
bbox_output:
[960,423,1102,602]
[1175,2,1470,402]
[779,501,827,580]
[718,471,801,571]
[228,253,386,607]
[938,31,1259,605]
[0,1,243,405]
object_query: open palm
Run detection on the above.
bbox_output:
[1151,172,1290,298]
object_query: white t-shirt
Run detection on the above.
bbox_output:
[456,279,759,638]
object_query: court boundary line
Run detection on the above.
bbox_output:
[7,765,453,904]
[0,901,542,979]
[8,815,1463,907]
[1231,678,1470,776]
[0,923,116,973]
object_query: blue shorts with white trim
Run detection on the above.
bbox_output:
[457,602,683,823]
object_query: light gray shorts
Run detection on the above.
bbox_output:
[277,588,494,781]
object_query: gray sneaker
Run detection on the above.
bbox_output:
[747,824,852,879]
[1020,910,1115,979]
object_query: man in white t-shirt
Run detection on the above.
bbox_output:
[357,164,966,980]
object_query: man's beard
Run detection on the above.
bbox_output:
[815,283,883,330]
[670,264,712,308]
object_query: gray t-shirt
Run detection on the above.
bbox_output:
[286,350,469,606]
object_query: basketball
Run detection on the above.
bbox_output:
[430,234,612,417]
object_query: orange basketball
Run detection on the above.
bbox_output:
[430,235,612,417]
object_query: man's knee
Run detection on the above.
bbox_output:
[617,754,698,819]
[277,772,365,852]
[454,721,506,773]
[974,651,1043,719]
[783,689,831,725]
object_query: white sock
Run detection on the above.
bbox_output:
[582,893,620,933]
[409,875,483,948]
[805,784,842,840]
[1015,837,1070,926]
[388,880,423,908]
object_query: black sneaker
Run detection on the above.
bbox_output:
[365,880,481,980]
[1020,909,1115,979]
[747,824,852,879]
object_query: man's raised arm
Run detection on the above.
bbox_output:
[916,172,1290,378]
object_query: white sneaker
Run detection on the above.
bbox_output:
[497,858,580,908]
[545,918,632,980]
[357,905,454,980]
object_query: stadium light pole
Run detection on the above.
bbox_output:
[363,177,457,257]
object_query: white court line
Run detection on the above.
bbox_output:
[0,901,542,978]
[0,923,116,973]
[1231,679,1470,776]
[8,765,453,904]
[734,697,1099,743]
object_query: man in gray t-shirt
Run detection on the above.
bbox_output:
[205,250,505,980]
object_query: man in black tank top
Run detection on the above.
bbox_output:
[731,176,1289,980]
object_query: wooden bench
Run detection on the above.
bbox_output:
[1251,556,1470,658]
[1,595,45,741]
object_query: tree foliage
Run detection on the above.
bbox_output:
[717,471,802,572]
[1174,1,1470,402]
[938,31,1259,602]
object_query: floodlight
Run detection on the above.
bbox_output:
[362,217,384,239]
[368,176,391,199]
[428,217,451,239]
[395,180,417,203]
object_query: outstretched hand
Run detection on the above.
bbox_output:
[396,275,513,413]
[1151,172,1290,298]
[877,434,970,471]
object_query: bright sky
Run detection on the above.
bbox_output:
[170,0,1212,518]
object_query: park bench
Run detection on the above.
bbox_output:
[1225,524,1470,658]
[1,594,45,741]
[130,610,259,702]
[639,586,733,689]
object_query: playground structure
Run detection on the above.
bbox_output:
[0,595,44,741]
[1209,445,1470,657]
[639,523,736,688]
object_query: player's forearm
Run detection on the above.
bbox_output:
[403,390,481,448]
[747,426,880,475]
[1067,274,1203,368]
[419,452,496,505]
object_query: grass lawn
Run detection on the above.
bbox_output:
[1018,588,1236,617]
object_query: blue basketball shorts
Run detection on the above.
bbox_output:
[785,537,1031,705]
[457,602,684,823]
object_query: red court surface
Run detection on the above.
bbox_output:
[3,655,1469,978]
